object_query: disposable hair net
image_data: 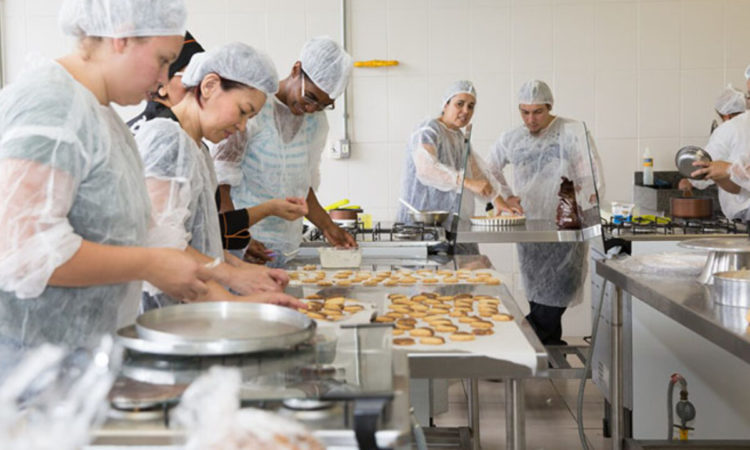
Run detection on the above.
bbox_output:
[0,337,119,450]
[714,85,746,116]
[168,31,204,78]
[441,80,477,108]
[212,97,328,266]
[396,118,503,224]
[135,118,223,309]
[59,0,187,38]
[172,367,324,449]
[181,42,279,95]
[488,118,604,307]
[299,36,353,99]
[518,79,554,106]
[0,60,150,350]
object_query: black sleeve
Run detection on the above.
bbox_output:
[219,208,251,250]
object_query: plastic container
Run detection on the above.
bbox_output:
[611,201,635,224]
[318,247,362,268]
[642,147,654,186]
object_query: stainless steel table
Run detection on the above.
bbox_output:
[455,220,602,243]
[595,258,750,450]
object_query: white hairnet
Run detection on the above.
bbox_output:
[518,80,554,106]
[299,36,353,99]
[59,0,187,38]
[441,80,477,108]
[715,85,746,116]
[181,42,279,95]
[745,64,750,80]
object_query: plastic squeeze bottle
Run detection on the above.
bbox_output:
[642,147,654,186]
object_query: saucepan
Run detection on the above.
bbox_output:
[399,198,450,225]
[710,270,750,307]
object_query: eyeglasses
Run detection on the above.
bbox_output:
[300,71,335,111]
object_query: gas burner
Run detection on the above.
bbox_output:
[602,215,745,236]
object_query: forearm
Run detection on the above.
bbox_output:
[48,240,151,286]
[246,203,272,226]
[305,188,335,230]
[717,178,742,194]
[217,185,235,213]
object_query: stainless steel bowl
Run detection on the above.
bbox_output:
[409,210,450,225]
[675,145,712,180]
[711,270,750,307]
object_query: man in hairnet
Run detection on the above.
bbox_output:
[488,80,604,345]
[679,86,750,220]
[213,37,355,267]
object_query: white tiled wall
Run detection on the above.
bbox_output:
[2,0,749,336]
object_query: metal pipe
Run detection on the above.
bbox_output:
[468,378,480,450]
[505,378,526,450]
[339,0,349,140]
[611,286,624,450]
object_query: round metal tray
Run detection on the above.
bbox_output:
[679,237,750,253]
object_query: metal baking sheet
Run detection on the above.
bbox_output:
[679,237,750,252]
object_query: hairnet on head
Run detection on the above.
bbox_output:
[169,31,204,78]
[299,36,353,99]
[441,80,477,107]
[59,0,187,38]
[181,42,279,95]
[518,80,554,106]
[715,85,746,116]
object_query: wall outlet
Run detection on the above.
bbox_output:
[330,138,351,159]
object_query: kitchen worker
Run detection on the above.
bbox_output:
[136,42,304,311]
[488,80,604,345]
[212,37,355,267]
[395,80,513,253]
[678,86,750,220]
[0,0,211,357]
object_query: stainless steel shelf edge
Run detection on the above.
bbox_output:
[455,220,602,243]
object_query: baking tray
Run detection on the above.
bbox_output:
[469,215,526,226]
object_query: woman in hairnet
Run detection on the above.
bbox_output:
[679,86,750,220]
[488,80,604,345]
[213,37,356,268]
[0,0,211,356]
[396,80,512,250]
[135,42,304,311]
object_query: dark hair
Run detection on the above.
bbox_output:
[192,76,251,108]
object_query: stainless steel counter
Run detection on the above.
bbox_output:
[455,220,602,243]
[610,233,746,242]
[596,259,750,364]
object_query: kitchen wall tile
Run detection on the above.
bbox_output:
[350,76,389,143]
[386,8,429,77]
[638,70,680,138]
[680,0,723,69]
[266,11,307,73]
[186,13,228,51]
[387,76,430,143]
[639,0,680,70]
[388,142,407,215]
[725,67,748,94]
[226,0,266,12]
[511,6,554,73]
[595,71,637,139]
[471,73,512,143]
[226,13,267,50]
[555,71,596,130]
[431,0,471,9]
[428,8,472,75]
[26,15,67,60]
[680,69,724,138]
[472,0,510,6]
[264,0,305,12]
[350,0,386,11]
[306,10,340,40]
[725,0,750,69]
[346,143,391,210]
[3,1,26,17]
[305,0,339,11]
[316,155,351,208]
[594,2,637,72]
[184,0,228,12]
[596,138,639,203]
[351,7,387,69]
[553,3,595,73]
[387,0,429,9]
[1,14,26,84]
[470,6,511,74]
[637,137,681,172]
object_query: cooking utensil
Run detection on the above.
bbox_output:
[324,199,350,211]
[679,238,750,284]
[408,210,451,225]
[675,146,712,180]
[399,198,420,214]
[329,208,361,221]
[134,302,315,349]
[710,270,750,307]
[670,196,713,218]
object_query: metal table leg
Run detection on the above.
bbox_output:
[467,378,480,450]
[611,286,624,450]
[505,378,525,450]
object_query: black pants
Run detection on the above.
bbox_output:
[526,301,567,346]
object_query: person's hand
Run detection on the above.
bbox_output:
[270,197,308,220]
[224,262,282,294]
[240,291,306,310]
[678,178,694,196]
[268,268,290,288]
[505,196,524,214]
[493,196,523,215]
[244,239,273,263]
[323,224,357,248]
[690,160,732,182]
[144,248,211,301]
[464,178,493,197]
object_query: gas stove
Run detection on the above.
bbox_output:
[307,221,446,243]
[601,215,747,240]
